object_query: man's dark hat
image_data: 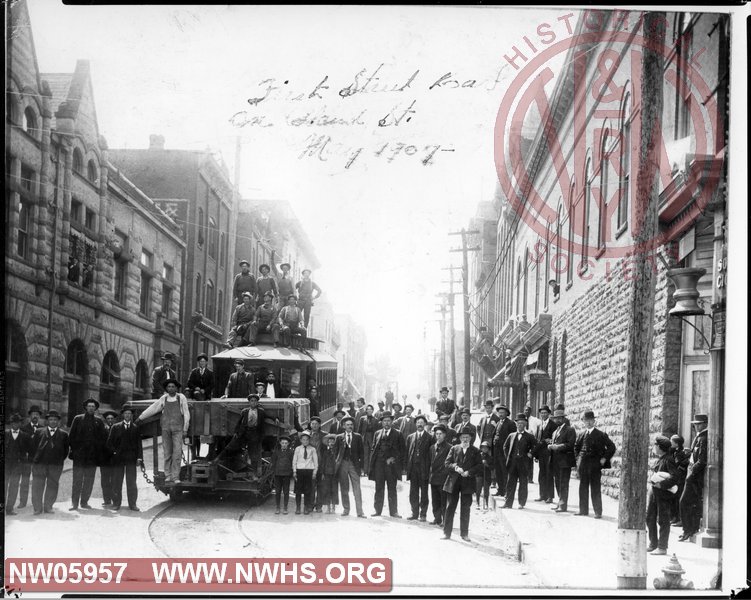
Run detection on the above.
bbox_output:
[690,414,708,424]
[287,294,297,300]
[239,259,250,267]
[458,427,473,437]
[102,410,118,419]
[461,408,471,416]
[280,262,291,270]
[515,413,528,422]
[433,424,447,434]
[404,404,414,411]
[163,378,181,389]
[484,399,494,407]
[583,410,596,420]
[10,413,23,423]
[302,268,312,275]
[310,416,322,424]
[654,435,672,452]
[278,434,291,442]
[539,405,551,414]
[84,397,100,409]
[263,291,274,298]
[196,353,209,362]
[440,386,449,393]
[334,408,345,417]
[255,380,267,387]
[46,410,61,419]
[162,352,175,361]
[379,411,393,421]
[121,406,135,415]
[392,402,402,409]
[341,416,355,425]
[28,405,42,415]
[496,405,510,414]
[234,358,245,366]
[553,408,566,418]
[414,414,428,424]
[247,393,260,401]
[554,403,565,411]
[259,264,271,272]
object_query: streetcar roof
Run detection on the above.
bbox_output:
[211,345,336,364]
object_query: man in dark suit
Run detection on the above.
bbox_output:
[441,430,482,541]
[68,398,107,511]
[492,405,515,497]
[358,405,379,477]
[391,402,404,422]
[477,400,498,447]
[547,407,577,512]
[100,410,118,507]
[5,413,32,515]
[453,409,477,446]
[335,417,367,518]
[329,408,346,435]
[186,353,214,401]
[647,436,679,555]
[435,387,456,418]
[405,415,433,521]
[395,404,418,441]
[221,359,253,399]
[106,406,144,511]
[679,414,708,541]
[501,413,537,509]
[574,410,616,518]
[428,424,451,526]
[214,394,267,477]
[353,397,367,424]
[368,412,405,518]
[18,405,44,508]
[534,405,557,503]
[30,410,70,514]
[151,352,177,396]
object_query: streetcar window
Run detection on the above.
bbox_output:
[280,367,301,396]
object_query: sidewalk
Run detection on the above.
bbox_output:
[489,480,722,591]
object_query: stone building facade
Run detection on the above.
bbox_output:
[108,139,237,380]
[474,7,728,522]
[5,0,185,423]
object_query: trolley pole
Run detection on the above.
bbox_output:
[450,229,480,409]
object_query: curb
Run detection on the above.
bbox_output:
[488,494,524,562]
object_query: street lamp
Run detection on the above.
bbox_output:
[665,267,711,351]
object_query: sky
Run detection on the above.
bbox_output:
[27,2,572,393]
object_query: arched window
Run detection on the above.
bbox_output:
[64,339,88,425]
[208,217,217,259]
[100,350,121,408]
[72,148,84,174]
[555,202,562,285]
[133,359,150,400]
[515,259,522,316]
[5,320,28,413]
[206,279,215,321]
[23,106,38,138]
[219,232,226,267]
[195,273,202,312]
[566,184,576,285]
[618,90,632,231]
[217,290,224,327]
[197,208,205,246]
[582,154,592,266]
[597,126,611,251]
[522,247,530,319]
[87,160,99,184]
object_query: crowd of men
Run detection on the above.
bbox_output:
[226,256,322,349]
[5,383,709,552]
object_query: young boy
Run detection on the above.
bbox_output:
[318,434,339,513]
[271,435,294,515]
[475,441,494,510]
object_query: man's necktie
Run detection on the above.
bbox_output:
[304,447,308,459]
[347,434,351,448]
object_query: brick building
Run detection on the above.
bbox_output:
[108,138,237,380]
[473,7,728,540]
[5,0,185,423]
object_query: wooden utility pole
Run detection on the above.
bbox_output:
[440,267,460,401]
[617,12,666,589]
[435,303,448,388]
[450,229,480,408]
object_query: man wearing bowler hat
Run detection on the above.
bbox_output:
[5,413,31,515]
[435,387,456,418]
[30,410,70,514]
[136,379,190,484]
[69,398,107,510]
[369,411,405,518]
[547,406,577,512]
[151,352,177,396]
[358,404,379,476]
[454,408,477,446]
[492,405,515,497]
[18,405,44,508]
[295,268,322,328]
[256,264,278,307]
[395,403,418,440]
[329,408,347,435]
[335,416,367,518]
[107,407,143,511]
[405,414,433,521]
[574,410,616,518]
[100,410,118,507]
[441,429,482,541]
[501,413,537,509]
[187,353,214,402]
[534,405,556,503]
[232,259,257,307]
[678,413,708,541]
[428,424,451,526]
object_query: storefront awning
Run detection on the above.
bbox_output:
[489,355,526,385]
[525,350,540,368]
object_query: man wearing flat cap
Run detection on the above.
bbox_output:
[151,352,177,397]
[222,359,253,399]
[335,416,366,518]
[369,412,405,518]
[406,414,433,521]
[30,410,70,514]
[100,410,118,507]
[647,436,679,554]
[187,354,214,402]
[441,429,482,541]
[454,409,477,446]
[232,259,257,307]
[295,269,322,328]
[106,406,143,511]
[69,398,107,511]
[574,410,616,518]
[429,424,452,526]
[679,414,708,541]
[5,413,31,515]
[18,405,44,508]
[136,379,190,484]
[547,407,577,512]
[501,413,537,509]
[256,264,278,307]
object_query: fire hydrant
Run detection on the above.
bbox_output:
[653,554,694,589]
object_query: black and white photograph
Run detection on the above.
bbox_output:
[3,1,747,596]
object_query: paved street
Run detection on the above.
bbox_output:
[5,438,540,593]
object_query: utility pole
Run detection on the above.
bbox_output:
[617,12,665,589]
[450,229,480,408]
[435,303,448,388]
[440,267,460,402]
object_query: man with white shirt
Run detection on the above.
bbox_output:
[293,431,318,514]
[30,410,70,515]
[335,417,366,518]
[501,414,537,509]
[5,414,31,515]
[534,405,557,503]
[395,404,418,441]
[441,430,482,541]
[523,403,541,483]
[186,353,214,401]
[106,407,143,511]
[405,415,433,521]
[18,405,43,509]
[574,410,616,518]
[547,407,577,513]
